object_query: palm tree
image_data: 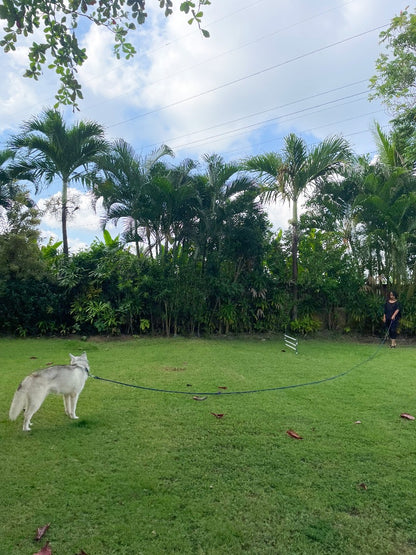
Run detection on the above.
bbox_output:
[0,149,18,210]
[353,127,416,287]
[148,157,200,255]
[244,133,352,319]
[197,153,256,270]
[92,139,174,257]
[9,109,108,255]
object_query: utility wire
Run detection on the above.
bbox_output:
[147,90,369,151]
[81,0,354,96]
[164,92,368,151]
[107,24,387,129]
[141,79,369,149]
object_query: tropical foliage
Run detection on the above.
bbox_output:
[1,113,416,337]
[2,6,416,337]
[370,6,416,115]
[243,134,352,319]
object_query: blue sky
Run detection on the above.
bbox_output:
[0,0,407,251]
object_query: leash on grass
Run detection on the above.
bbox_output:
[88,326,391,396]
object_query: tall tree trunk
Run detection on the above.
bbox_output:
[291,199,299,320]
[62,178,69,256]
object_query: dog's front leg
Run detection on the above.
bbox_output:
[69,392,80,419]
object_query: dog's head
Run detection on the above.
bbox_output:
[69,352,89,372]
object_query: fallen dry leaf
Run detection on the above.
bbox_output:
[400,413,415,420]
[286,429,303,439]
[217,386,228,390]
[211,413,225,418]
[358,483,368,490]
[193,396,207,401]
[33,542,52,555]
[35,524,50,541]
[354,420,362,424]
[75,550,89,555]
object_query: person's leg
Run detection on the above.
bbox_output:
[390,320,398,347]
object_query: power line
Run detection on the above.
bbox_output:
[142,79,369,149]
[107,23,387,129]
[221,113,388,160]
[82,0,355,99]
[161,92,369,151]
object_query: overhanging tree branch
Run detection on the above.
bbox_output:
[0,0,211,109]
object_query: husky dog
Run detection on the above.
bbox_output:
[9,352,90,431]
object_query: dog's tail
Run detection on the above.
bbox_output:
[9,382,27,421]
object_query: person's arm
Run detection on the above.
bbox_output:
[391,307,400,320]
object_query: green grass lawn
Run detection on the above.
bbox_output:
[1,335,416,554]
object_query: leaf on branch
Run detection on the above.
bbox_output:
[33,542,52,555]
[286,429,303,439]
[35,523,50,541]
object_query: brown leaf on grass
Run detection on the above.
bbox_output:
[358,483,368,490]
[33,542,52,555]
[211,413,225,418]
[217,386,227,390]
[75,550,89,555]
[35,523,50,541]
[30,356,38,359]
[400,413,415,420]
[286,429,303,439]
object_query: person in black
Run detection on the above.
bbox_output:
[382,290,401,348]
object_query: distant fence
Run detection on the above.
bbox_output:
[284,334,298,354]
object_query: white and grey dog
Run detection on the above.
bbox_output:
[9,352,90,431]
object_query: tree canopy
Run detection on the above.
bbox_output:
[370,7,416,116]
[0,0,211,108]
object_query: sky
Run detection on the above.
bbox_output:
[0,0,408,252]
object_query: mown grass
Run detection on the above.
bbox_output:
[1,335,416,554]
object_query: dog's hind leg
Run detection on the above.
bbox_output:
[63,394,72,417]
[23,394,46,431]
